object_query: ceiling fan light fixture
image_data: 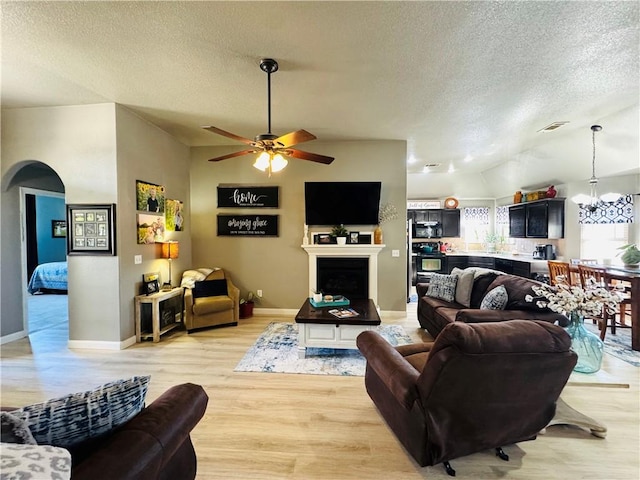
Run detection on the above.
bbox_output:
[253,151,270,171]
[270,154,288,172]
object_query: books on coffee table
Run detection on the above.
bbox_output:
[328,307,359,318]
[309,295,350,307]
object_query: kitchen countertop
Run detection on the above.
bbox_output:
[443,251,550,272]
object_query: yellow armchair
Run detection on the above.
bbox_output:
[182,268,240,332]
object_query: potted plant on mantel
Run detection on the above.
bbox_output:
[331,224,349,245]
[239,291,257,319]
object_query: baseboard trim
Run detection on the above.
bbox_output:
[0,330,28,345]
[68,335,137,351]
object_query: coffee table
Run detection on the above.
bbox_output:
[295,298,381,358]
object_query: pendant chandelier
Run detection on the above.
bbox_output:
[571,125,622,212]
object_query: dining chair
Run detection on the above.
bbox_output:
[548,260,573,286]
[578,265,631,340]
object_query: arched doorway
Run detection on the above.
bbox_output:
[1,160,67,342]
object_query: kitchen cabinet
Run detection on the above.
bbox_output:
[446,256,468,273]
[412,209,442,223]
[441,209,460,237]
[409,209,460,237]
[509,205,526,238]
[508,199,564,239]
[467,256,495,269]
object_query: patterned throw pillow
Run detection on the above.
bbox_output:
[0,443,71,480]
[10,376,150,448]
[480,285,509,310]
[426,274,458,302]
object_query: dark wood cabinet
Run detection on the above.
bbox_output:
[467,256,495,269]
[413,209,442,223]
[441,209,460,237]
[525,200,564,238]
[410,209,460,237]
[513,261,532,278]
[446,256,468,273]
[508,205,526,238]
[509,199,564,239]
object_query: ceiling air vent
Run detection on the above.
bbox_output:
[538,121,569,132]
[423,163,441,168]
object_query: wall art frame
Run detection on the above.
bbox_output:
[136,180,165,214]
[51,220,67,238]
[66,204,116,255]
[217,185,279,208]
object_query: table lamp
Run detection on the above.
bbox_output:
[160,241,179,291]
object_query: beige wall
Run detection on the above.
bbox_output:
[114,105,191,339]
[1,104,191,345]
[190,140,408,312]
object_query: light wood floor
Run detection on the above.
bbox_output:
[2,299,639,479]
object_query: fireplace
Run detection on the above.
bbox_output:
[302,244,384,305]
[317,257,369,299]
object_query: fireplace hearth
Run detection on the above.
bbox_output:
[317,258,369,299]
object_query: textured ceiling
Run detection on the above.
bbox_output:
[2,1,639,198]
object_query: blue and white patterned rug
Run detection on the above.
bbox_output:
[583,322,639,367]
[234,322,412,376]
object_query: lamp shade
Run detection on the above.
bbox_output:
[161,241,179,259]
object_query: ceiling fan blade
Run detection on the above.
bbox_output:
[202,126,255,145]
[207,149,256,162]
[275,129,317,148]
[286,148,334,165]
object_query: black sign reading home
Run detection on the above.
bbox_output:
[217,215,279,237]
[217,186,279,208]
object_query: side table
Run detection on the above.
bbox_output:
[135,287,183,342]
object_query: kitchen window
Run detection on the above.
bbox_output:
[580,223,629,264]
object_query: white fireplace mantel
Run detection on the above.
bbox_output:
[302,244,385,305]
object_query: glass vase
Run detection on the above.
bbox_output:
[565,311,604,373]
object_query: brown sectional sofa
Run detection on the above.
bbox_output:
[417,271,568,338]
[69,383,208,480]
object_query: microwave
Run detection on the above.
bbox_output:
[413,222,442,239]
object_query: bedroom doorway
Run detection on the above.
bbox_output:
[19,177,67,337]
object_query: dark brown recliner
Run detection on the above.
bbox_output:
[357,320,577,476]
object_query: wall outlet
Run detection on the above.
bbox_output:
[391,249,400,257]
[134,255,142,264]
[257,289,263,298]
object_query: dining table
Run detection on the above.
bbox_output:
[569,263,639,351]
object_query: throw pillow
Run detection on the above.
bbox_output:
[180,268,216,289]
[0,443,71,480]
[1,411,37,445]
[10,375,150,448]
[451,268,475,307]
[426,273,458,303]
[193,279,228,298]
[480,285,509,310]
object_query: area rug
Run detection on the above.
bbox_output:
[234,322,412,376]
[583,322,639,367]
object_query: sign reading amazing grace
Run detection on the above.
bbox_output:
[217,215,279,237]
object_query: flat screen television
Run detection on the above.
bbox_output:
[304,181,382,226]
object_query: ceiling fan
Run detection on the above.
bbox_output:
[202,58,334,174]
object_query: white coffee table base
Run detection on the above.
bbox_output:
[298,323,375,359]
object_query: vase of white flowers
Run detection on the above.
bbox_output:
[526,278,622,373]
